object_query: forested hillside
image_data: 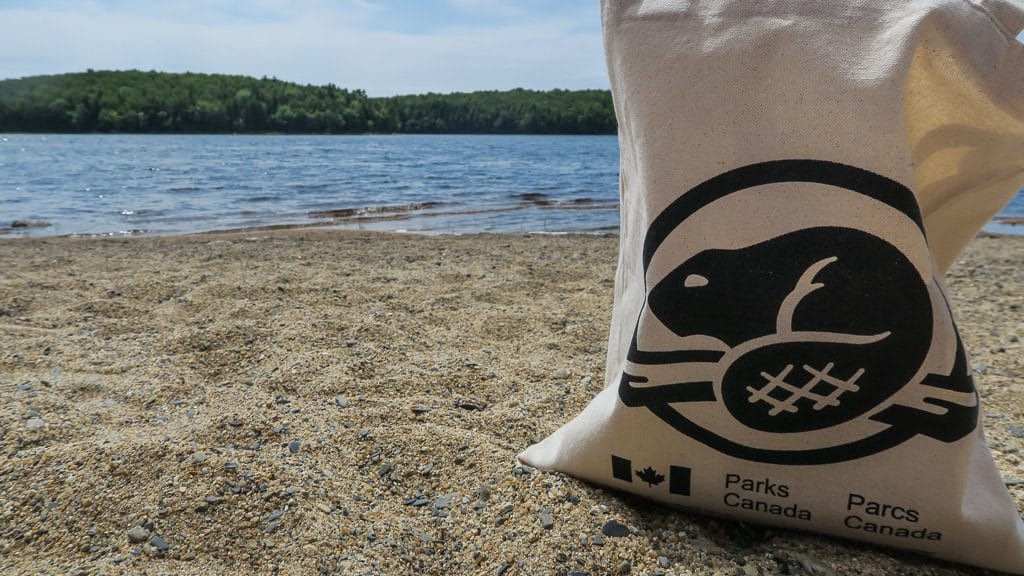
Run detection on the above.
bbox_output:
[0,70,615,134]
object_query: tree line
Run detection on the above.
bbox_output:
[0,70,616,135]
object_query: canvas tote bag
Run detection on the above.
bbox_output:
[519,0,1024,572]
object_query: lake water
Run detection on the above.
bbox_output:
[1,134,1021,237]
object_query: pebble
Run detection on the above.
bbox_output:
[1009,425,1024,439]
[288,440,301,454]
[335,396,348,408]
[496,562,512,576]
[379,463,393,477]
[512,465,534,477]
[657,556,670,568]
[592,535,605,546]
[539,508,554,529]
[457,399,486,411]
[345,339,358,347]
[150,535,169,552]
[601,520,630,537]
[126,526,149,543]
[267,509,284,522]
[617,561,632,575]
[192,452,207,464]
[25,417,44,430]
[316,503,332,514]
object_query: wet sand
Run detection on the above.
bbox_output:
[0,230,1021,575]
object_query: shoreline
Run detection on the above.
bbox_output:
[1,230,1021,575]
[1,213,1021,241]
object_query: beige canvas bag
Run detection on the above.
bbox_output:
[519,0,1024,572]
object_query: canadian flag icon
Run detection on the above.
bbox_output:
[611,455,691,496]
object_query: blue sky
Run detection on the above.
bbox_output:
[0,0,608,96]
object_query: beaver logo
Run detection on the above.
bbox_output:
[619,160,978,464]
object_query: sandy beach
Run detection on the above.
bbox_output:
[1,229,1022,576]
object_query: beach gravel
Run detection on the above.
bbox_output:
[0,229,1020,575]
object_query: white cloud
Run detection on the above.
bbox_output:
[0,2,608,95]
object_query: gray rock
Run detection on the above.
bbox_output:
[601,520,630,537]
[433,493,457,511]
[496,562,512,576]
[288,440,301,454]
[1009,425,1024,439]
[126,526,149,543]
[150,535,169,552]
[540,508,554,530]
[379,463,393,477]
[267,509,284,522]
[617,561,632,575]
[25,417,44,430]
[192,452,207,464]
[657,556,670,568]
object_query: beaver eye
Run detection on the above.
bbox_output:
[684,273,709,288]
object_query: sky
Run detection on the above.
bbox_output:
[0,0,609,96]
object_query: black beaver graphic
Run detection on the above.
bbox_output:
[648,226,932,433]
[617,160,979,464]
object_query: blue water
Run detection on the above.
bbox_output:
[0,134,620,237]
[0,133,1021,237]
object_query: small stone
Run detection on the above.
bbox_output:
[335,397,348,408]
[411,404,430,414]
[1005,479,1024,487]
[496,562,512,576]
[316,503,332,514]
[275,396,291,405]
[743,565,758,576]
[288,440,301,454]
[267,509,284,522]
[601,520,630,537]
[540,509,554,529]
[476,485,491,501]
[457,398,486,411]
[150,535,169,552]
[205,495,222,505]
[192,452,207,464]
[25,417,44,430]
[657,556,670,568]
[378,463,393,477]
[433,493,457,511]
[1009,425,1024,439]
[126,526,149,543]
[345,339,358,347]
[512,465,534,476]
[617,561,632,575]
[359,428,370,438]
[553,368,571,379]
[592,534,605,546]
